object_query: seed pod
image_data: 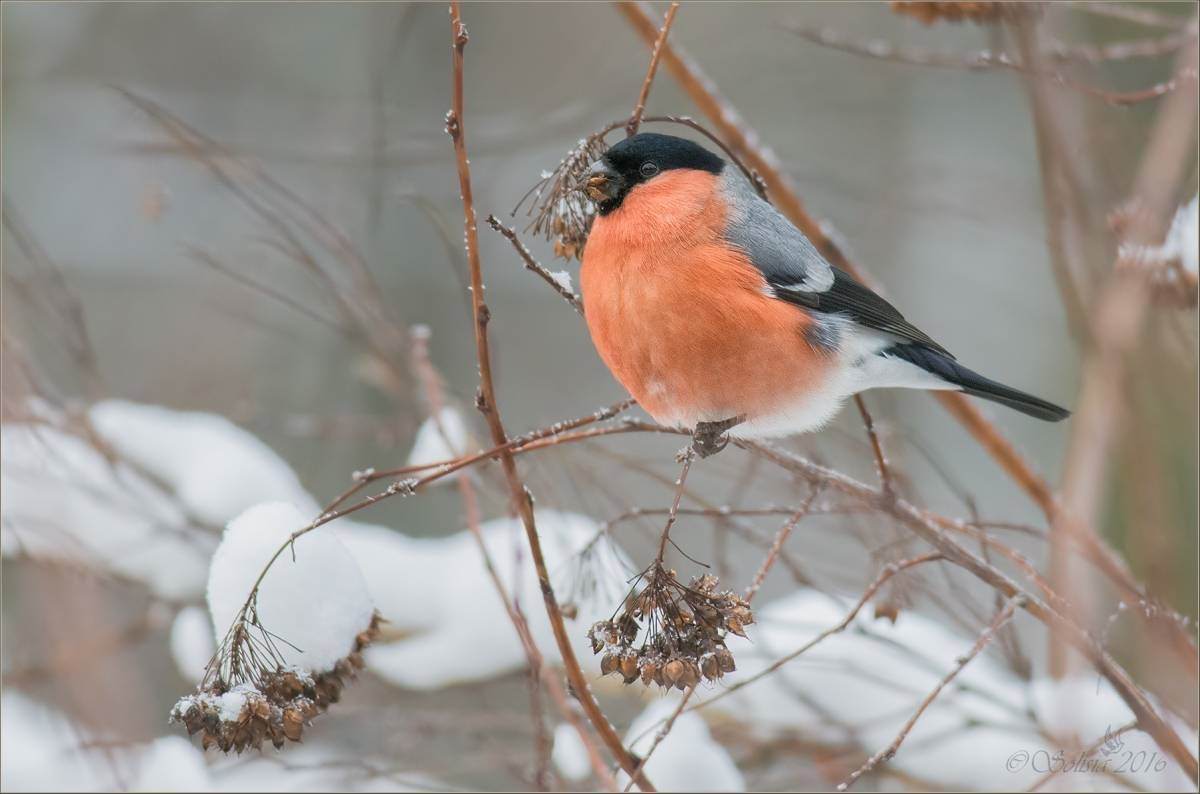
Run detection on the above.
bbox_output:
[663,659,685,685]
[618,613,639,642]
[282,708,304,741]
[620,654,639,682]
[600,653,618,676]
[701,655,721,681]
[640,660,658,686]
[679,661,701,689]
[716,648,736,673]
[725,616,746,637]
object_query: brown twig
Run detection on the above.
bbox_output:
[838,594,1025,790]
[854,395,893,497]
[692,552,945,716]
[486,215,584,314]
[788,23,1198,104]
[410,327,596,791]
[655,447,695,563]
[622,682,697,793]
[445,5,653,789]
[626,2,680,137]
[744,490,819,603]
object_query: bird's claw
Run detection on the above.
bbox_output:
[691,416,743,459]
[691,436,724,460]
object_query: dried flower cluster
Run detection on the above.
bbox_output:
[588,566,752,690]
[514,132,612,260]
[889,1,1025,25]
[171,612,381,753]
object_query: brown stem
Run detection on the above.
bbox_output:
[486,215,584,314]
[854,395,893,497]
[446,5,654,788]
[838,595,1025,790]
[622,681,697,792]
[626,2,680,137]
[744,490,818,603]
[408,327,615,791]
[655,448,694,562]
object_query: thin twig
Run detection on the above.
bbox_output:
[410,327,582,791]
[854,395,893,497]
[655,447,695,563]
[744,489,819,603]
[838,595,1025,790]
[486,215,584,313]
[626,2,680,137]
[622,682,697,793]
[445,5,654,789]
[692,552,945,716]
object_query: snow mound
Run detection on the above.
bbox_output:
[207,502,375,673]
[617,697,745,792]
[342,509,631,689]
[1,420,211,600]
[717,588,1195,791]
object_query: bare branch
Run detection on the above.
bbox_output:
[838,595,1025,790]
[626,2,680,137]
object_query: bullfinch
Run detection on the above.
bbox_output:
[579,132,1068,455]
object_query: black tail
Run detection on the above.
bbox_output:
[885,343,1070,422]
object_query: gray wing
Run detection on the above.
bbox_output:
[719,170,953,358]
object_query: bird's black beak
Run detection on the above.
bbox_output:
[583,160,622,203]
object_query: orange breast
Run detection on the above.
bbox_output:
[580,170,832,427]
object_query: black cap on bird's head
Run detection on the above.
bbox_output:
[584,132,725,215]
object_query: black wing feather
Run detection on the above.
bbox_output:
[773,268,954,358]
[720,172,952,357]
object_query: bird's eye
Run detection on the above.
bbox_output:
[639,161,659,178]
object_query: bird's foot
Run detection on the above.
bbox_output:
[691,416,745,459]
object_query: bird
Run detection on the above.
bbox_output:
[578,132,1069,455]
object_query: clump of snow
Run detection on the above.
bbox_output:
[207,502,375,673]
[341,510,631,689]
[2,400,325,600]
[548,269,574,295]
[216,683,260,721]
[405,407,470,472]
[1168,194,1198,275]
[551,723,591,782]
[170,606,216,682]
[1118,194,1199,277]
[616,698,745,792]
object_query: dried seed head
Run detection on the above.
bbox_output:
[171,612,382,754]
[584,564,753,690]
[514,132,612,260]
